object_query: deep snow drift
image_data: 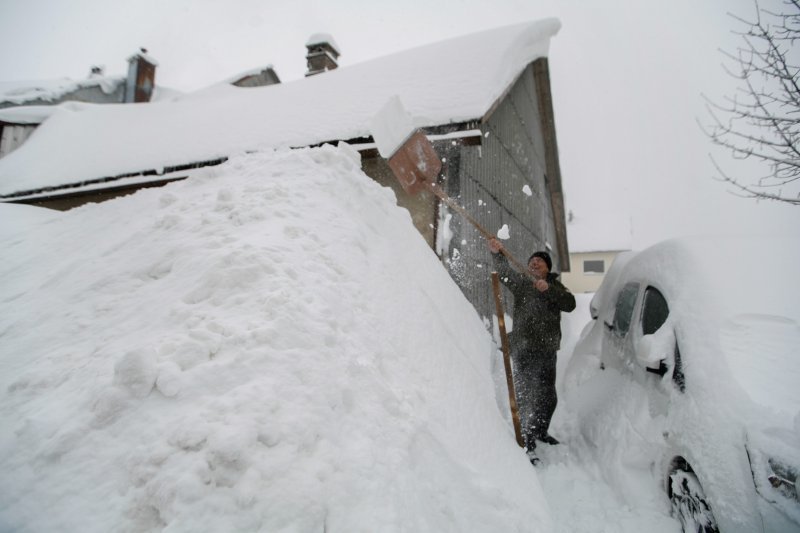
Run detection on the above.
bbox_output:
[0,145,550,532]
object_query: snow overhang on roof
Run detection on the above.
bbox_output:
[0,105,59,125]
[0,18,560,196]
[0,76,125,107]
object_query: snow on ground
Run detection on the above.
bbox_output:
[0,144,550,532]
[0,144,684,532]
[535,294,681,533]
[0,203,60,239]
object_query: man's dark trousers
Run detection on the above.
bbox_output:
[511,335,557,447]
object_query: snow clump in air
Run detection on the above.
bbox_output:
[497,224,511,240]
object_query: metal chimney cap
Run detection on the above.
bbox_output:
[305,33,340,55]
[127,48,159,66]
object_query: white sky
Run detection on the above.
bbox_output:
[1,0,798,249]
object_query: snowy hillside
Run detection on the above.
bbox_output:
[0,145,550,532]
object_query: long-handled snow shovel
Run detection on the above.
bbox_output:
[371,96,527,447]
[370,96,535,279]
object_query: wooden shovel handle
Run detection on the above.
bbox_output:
[492,272,525,447]
[424,181,535,280]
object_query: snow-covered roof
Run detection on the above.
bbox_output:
[0,76,124,106]
[567,212,632,253]
[0,18,559,196]
[0,105,59,125]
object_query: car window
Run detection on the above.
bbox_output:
[641,286,669,335]
[612,282,640,335]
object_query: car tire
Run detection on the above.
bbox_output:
[668,461,720,533]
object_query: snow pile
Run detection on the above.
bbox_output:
[0,202,60,239]
[0,144,550,532]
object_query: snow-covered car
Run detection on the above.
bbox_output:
[564,236,800,533]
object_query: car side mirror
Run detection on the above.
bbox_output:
[646,360,668,377]
[635,328,675,371]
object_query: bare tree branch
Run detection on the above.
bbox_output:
[702,0,800,204]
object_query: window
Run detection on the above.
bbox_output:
[584,259,605,274]
[641,286,669,335]
[612,282,640,336]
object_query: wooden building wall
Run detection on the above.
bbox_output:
[0,123,38,159]
[441,61,562,321]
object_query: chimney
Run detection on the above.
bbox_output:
[305,33,340,77]
[231,66,281,87]
[89,65,105,77]
[124,47,158,103]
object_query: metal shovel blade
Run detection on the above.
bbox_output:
[387,130,442,196]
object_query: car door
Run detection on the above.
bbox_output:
[615,284,687,394]
[635,285,685,392]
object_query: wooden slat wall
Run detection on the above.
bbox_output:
[441,62,560,321]
[0,124,38,159]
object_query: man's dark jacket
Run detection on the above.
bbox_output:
[492,253,576,352]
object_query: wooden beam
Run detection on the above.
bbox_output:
[532,58,570,272]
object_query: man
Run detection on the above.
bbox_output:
[488,238,575,456]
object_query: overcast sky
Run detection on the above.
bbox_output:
[1,0,798,249]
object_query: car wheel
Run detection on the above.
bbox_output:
[668,462,720,533]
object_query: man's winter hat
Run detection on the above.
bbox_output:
[528,251,552,271]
